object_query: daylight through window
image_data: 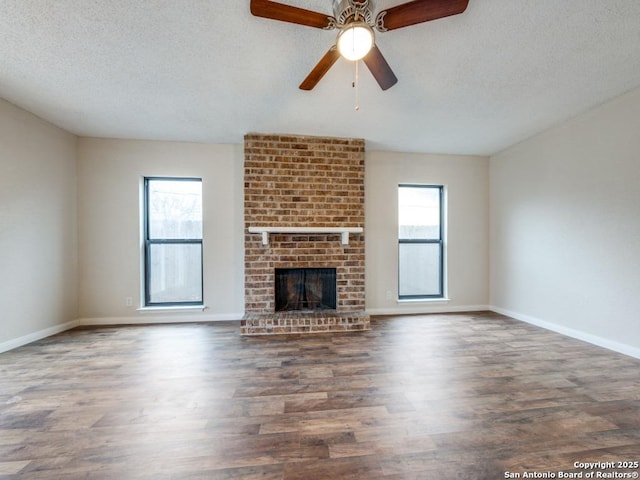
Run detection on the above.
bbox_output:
[398,184,444,299]
[144,177,203,306]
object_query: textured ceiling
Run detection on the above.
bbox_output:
[1,0,640,155]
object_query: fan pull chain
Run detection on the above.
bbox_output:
[353,60,360,111]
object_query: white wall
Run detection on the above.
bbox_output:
[0,99,78,351]
[365,151,490,314]
[490,86,640,357]
[76,138,244,324]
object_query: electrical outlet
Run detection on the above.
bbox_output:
[385,290,393,300]
[125,297,133,307]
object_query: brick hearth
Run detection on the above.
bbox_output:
[242,133,369,335]
[241,311,370,335]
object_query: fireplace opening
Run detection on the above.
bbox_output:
[275,268,337,312]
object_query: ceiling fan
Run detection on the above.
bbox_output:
[250,0,469,91]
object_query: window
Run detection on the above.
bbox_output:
[398,184,444,299]
[144,177,203,306]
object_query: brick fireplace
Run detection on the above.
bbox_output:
[241,133,370,335]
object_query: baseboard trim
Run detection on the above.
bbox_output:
[0,320,79,354]
[77,312,244,326]
[490,306,640,360]
[367,304,490,316]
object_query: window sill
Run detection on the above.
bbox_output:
[397,298,450,304]
[137,306,206,313]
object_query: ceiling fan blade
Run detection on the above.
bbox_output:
[250,0,335,29]
[299,46,340,90]
[376,0,469,31]
[362,45,398,90]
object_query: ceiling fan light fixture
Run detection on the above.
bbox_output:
[337,22,374,61]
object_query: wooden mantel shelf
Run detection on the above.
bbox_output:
[248,226,363,246]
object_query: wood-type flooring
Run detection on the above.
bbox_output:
[1,312,640,479]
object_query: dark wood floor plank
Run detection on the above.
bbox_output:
[1,314,640,478]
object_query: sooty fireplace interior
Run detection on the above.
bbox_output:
[275,268,337,312]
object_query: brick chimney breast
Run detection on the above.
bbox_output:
[242,133,369,335]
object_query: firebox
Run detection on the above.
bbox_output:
[275,268,337,312]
